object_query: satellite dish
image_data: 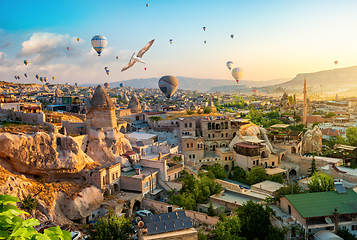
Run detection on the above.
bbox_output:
[325,217,332,224]
[138,221,144,228]
[136,216,141,222]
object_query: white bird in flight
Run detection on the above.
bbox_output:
[121,39,155,72]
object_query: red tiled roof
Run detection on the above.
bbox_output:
[121,150,137,157]
[306,115,326,123]
[321,128,343,137]
[234,142,261,149]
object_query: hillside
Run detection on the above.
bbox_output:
[80,77,290,92]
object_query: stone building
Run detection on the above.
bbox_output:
[279,92,290,113]
[179,117,197,137]
[86,85,117,128]
[181,136,204,161]
[127,92,142,113]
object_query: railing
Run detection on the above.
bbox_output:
[167,164,183,173]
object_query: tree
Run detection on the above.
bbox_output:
[246,166,269,184]
[0,194,70,240]
[312,121,320,128]
[307,156,317,177]
[205,164,228,180]
[270,174,284,184]
[85,209,134,240]
[294,114,302,123]
[274,183,304,201]
[325,112,336,118]
[337,227,357,240]
[235,200,284,240]
[21,194,38,212]
[186,109,195,115]
[288,95,293,104]
[307,172,335,193]
[346,127,357,146]
[207,201,217,217]
[203,107,212,114]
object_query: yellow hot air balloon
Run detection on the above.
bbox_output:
[52,76,55,80]
[77,38,80,41]
[24,60,28,66]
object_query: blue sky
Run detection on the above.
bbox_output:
[1,0,357,85]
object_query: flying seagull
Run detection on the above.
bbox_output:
[121,39,155,72]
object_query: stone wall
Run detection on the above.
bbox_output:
[62,120,86,135]
[214,179,245,193]
[121,176,142,192]
[0,109,45,124]
[86,108,117,128]
[279,197,307,226]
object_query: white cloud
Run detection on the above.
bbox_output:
[16,32,84,64]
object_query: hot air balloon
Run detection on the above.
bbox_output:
[36,75,40,80]
[203,27,206,31]
[226,61,234,70]
[106,70,110,75]
[52,76,55,80]
[23,60,28,66]
[231,67,244,84]
[40,77,43,82]
[204,40,207,44]
[18,76,20,80]
[146,3,149,7]
[158,75,179,98]
[252,89,258,95]
[75,83,78,87]
[120,83,124,87]
[334,61,338,65]
[44,77,47,82]
[169,39,173,44]
[144,67,147,71]
[230,34,234,39]
[77,38,80,41]
[116,56,119,60]
[91,35,107,56]
[67,47,70,50]
[14,76,17,80]
[104,82,109,88]
[24,73,28,78]
[104,67,108,71]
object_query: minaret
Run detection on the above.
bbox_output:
[303,78,307,126]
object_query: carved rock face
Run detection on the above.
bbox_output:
[302,126,322,153]
[0,132,93,175]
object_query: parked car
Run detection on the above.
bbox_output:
[71,231,81,240]
[136,210,153,218]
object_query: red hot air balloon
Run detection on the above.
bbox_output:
[67,47,70,50]
[144,67,147,71]
[334,61,338,65]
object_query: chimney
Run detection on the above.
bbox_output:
[159,152,162,161]
[135,168,141,175]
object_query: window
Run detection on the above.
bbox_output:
[191,143,193,148]
[187,143,189,148]
[221,133,224,137]
[189,155,192,159]
[225,157,227,161]
[175,173,177,178]
[213,134,215,138]
[144,181,149,188]
[189,123,192,127]
[352,225,357,231]
[272,161,275,166]
[116,172,118,179]
[288,205,291,215]
[200,143,203,148]
[208,123,211,130]
[226,133,228,137]
[185,123,187,128]
[112,174,115,181]
[208,134,211,138]
[253,161,255,165]
[197,143,200,148]
[193,154,195,158]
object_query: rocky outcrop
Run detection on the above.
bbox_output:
[279,92,290,113]
[302,126,322,153]
[127,92,142,113]
[86,128,132,165]
[0,132,94,175]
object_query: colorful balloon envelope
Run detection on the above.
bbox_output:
[158,75,179,98]
[226,61,234,70]
[119,83,124,87]
[52,76,55,80]
[36,75,40,79]
[204,40,207,44]
[106,70,110,75]
[334,61,338,65]
[18,76,20,80]
[91,35,107,56]
[77,38,80,41]
[203,27,206,31]
[146,3,149,7]
[116,56,119,60]
[144,67,147,71]
[14,76,17,80]
[23,60,28,66]
[231,67,244,83]
[67,47,70,50]
[40,77,43,82]
[230,34,234,39]
[24,73,28,77]
[104,67,108,71]
[169,39,173,44]
[104,82,109,88]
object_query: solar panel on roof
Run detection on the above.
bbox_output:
[173,218,184,230]
[156,221,166,234]
[182,217,193,229]
[147,222,157,235]
[177,210,186,219]
[168,212,178,219]
[142,216,152,225]
[160,213,169,221]
[151,214,161,222]
[335,183,347,194]
[164,220,175,232]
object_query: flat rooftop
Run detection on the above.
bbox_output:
[213,189,266,205]
[270,124,290,129]
[251,180,284,193]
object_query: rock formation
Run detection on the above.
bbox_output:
[0,132,94,176]
[208,100,217,112]
[302,125,322,154]
[279,92,290,113]
[127,92,142,113]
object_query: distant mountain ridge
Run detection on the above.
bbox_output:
[80,77,290,92]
